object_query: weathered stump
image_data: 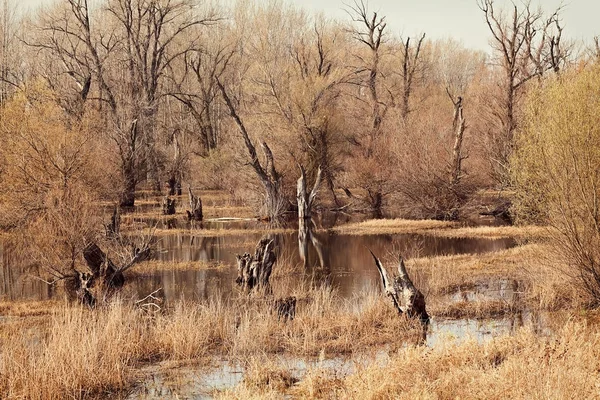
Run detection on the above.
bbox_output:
[186,186,203,221]
[274,296,297,321]
[371,252,429,324]
[236,238,276,294]
[105,206,121,239]
[162,196,176,215]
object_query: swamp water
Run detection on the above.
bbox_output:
[1,218,554,399]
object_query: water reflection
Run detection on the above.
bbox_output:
[1,230,515,303]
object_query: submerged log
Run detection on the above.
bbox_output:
[162,196,176,215]
[236,238,276,294]
[371,252,429,324]
[186,186,203,221]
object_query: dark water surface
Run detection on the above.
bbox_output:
[0,227,515,303]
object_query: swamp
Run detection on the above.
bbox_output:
[2,0,600,399]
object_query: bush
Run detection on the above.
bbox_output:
[512,65,600,304]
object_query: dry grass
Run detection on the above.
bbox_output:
[0,287,422,399]
[405,243,579,316]
[220,320,600,399]
[428,224,551,239]
[129,259,227,275]
[331,218,550,240]
[330,219,456,235]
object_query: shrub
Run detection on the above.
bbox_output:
[512,65,600,304]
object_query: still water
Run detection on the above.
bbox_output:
[0,226,515,303]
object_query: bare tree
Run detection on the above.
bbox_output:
[399,33,426,120]
[478,0,569,184]
[0,0,20,105]
[216,77,287,219]
[32,0,219,206]
[347,0,387,156]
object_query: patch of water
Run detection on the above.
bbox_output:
[0,231,516,303]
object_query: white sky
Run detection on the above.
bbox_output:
[17,0,600,51]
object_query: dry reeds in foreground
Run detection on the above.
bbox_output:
[0,287,421,399]
[221,321,600,399]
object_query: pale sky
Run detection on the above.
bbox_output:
[17,0,600,51]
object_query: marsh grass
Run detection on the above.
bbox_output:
[128,259,227,275]
[0,286,421,399]
[330,218,456,235]
[220,321,600,399]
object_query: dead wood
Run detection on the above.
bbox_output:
[236,238,276,294]
[162,196,176,215]
[186,186,203,221]
[274,296,297,321]
[371,251,429,323]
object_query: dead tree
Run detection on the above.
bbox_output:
[297,165,326,269]
[236,238,276,294]
[371,252,429,323]
[399,33,426,121]
[216,78,286,219]
[59,238,152,307]
[162,197,176,215]
[297,165,322,224]
[448,90,467,186]
[478,0,569,184]
[186,186,203,221]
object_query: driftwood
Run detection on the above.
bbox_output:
[236,238,276,294]
[371,252,429,323]
[162,196,176,215]
[186,186,203,221]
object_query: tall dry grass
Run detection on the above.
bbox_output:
[0,286,420,399]
[221,321,600,399]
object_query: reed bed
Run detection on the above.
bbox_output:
[0,286,421,399]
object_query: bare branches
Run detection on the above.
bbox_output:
[399,33,426,120]
[478,0,569,184]
[345,0,386,52]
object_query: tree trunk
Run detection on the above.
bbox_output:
[120,162,136,208]
[105,206,121,239]
[450,95,466,186]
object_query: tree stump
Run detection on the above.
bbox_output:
[162,196,176,215]
[371,252,429,324]
[186,186,203,221]
[236,238,276,294]
[105,206,121,239]
[274,296,297,321]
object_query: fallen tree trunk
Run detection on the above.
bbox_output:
[236,238,276,294]
[371,252,429,324]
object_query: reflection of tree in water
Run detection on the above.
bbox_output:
[0,240,53,301]
[298,219,331,287]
